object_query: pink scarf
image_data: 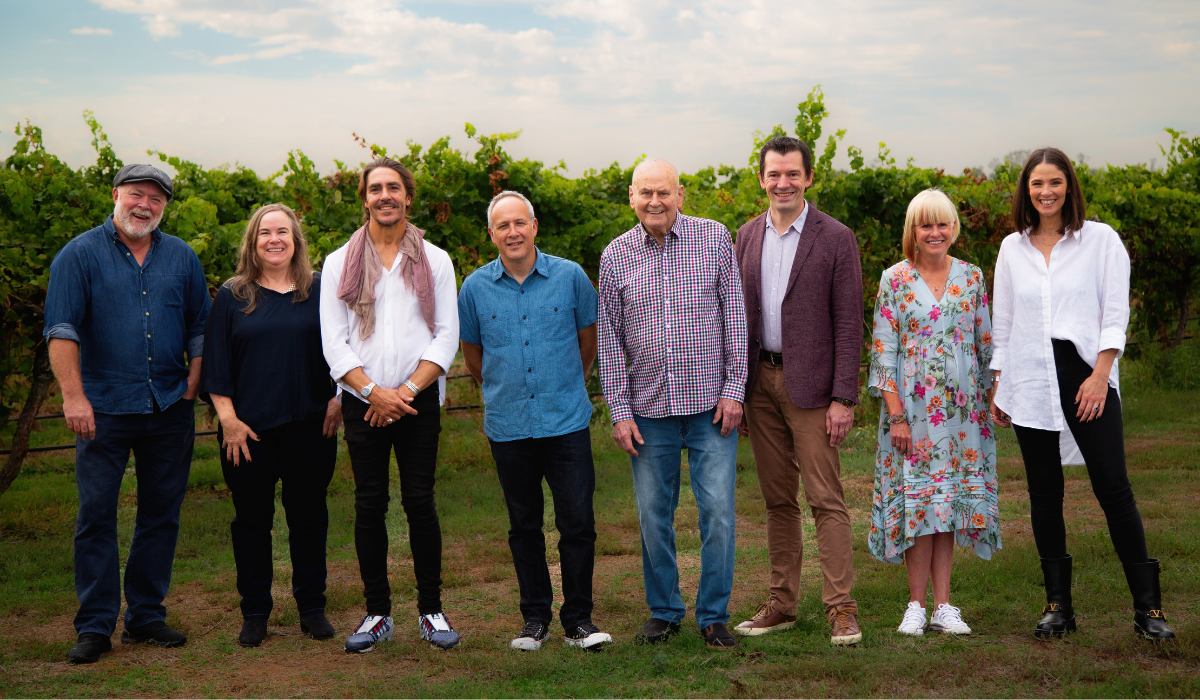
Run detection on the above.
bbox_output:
[336,222,436,340]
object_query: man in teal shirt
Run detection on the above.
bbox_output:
[458,190,610,652]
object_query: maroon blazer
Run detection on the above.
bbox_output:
[735,205,863,409]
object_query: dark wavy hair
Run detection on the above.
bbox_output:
[1012,147,1087,235]
[357,158,416,224]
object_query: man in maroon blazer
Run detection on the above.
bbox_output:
[733,136,864,646]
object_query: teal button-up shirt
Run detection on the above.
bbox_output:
[458,249,598,441]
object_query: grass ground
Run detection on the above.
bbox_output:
[0,360,1197,698]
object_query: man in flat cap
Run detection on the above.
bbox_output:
[45,164,211,664]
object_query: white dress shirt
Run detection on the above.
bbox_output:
[320,238,460,404]
[760,203,809,353]
[990,220,1130,462]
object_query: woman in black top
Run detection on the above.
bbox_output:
[200,204,342,648]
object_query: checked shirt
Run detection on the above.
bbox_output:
[597,213,748,424]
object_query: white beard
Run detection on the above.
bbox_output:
[113,203,163,239]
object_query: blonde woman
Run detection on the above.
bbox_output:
[867,189,1000,636]
[199,204,342,648]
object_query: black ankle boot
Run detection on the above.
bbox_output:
[1035,555,1077,638]
[1123,558,1176,642]
[239,618,268,647]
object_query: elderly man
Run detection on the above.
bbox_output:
[597,158,747,649]
[458,190,611,652]
[733,136,864,645]
[45,164,211,664]
[320,158,461,652]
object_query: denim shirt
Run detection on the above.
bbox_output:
[44,216,211,414]
[458,250,598,442]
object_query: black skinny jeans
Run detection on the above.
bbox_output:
[489,427,598,630]
[1012,339,1149,565]
[220,420,337,619]
[342,389,443,617]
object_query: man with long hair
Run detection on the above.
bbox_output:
[319,158,461,652]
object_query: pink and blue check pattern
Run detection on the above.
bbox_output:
[597,214,747,423]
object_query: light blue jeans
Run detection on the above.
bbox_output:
[630,408,738,629]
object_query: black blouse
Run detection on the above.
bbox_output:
[199,275,335,431]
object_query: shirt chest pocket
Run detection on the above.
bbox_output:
[480,311,512,347]
[539,304,576,340]
[150,273,188,309]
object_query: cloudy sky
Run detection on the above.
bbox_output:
[2,0,1198,179]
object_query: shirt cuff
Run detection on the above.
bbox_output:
[989,348,1005,371]
[1098,329,1126,359]
[719,382,746,404]
[187,334,204,359]
[608,401,634,424]
[420,345,457,374]
[46,323,80,342]
[327,350,364,384]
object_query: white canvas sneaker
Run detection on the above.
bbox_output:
[930,603,972,635]
[897,601,927,636]
[344,615,393,653]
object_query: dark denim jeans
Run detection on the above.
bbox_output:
[489,427,597,630]
[73,399,195,636]
[630,408,737,629]
[220,420,337,619]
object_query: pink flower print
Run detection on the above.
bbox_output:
[929,306,941,321]
[891,277,901,292]
[929,410,946,426]
[923,374,937,390]
[955,391,968,407]
[881,305,894,321]
[914,383,927,399]
[980,425,992,439]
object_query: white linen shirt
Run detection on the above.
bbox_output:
[320,238,459,404]
[760,203,810,353]
[990,220,1130,445]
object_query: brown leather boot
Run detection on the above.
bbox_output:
[734,602,797,636]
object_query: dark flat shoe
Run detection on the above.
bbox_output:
[239,618,268,647]
[68,632,112,664]
[635,617,680,645]
[702,622,738,649]
[121,621,187,648]
[300,612,335,640]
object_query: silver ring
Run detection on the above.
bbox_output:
[386,418,394,424]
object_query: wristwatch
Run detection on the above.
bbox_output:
[360,382,377,399]
[831,397,855,408]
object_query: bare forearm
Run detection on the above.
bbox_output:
[209,394,238,423]
[406,360,445,392]
[48,338,85,400]
[1093,348,1118,379]
[578,325,597,377]
[461,342,484,384]
[881,390,905,417]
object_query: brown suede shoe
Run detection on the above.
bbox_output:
[830,608,862,646]
[734,602,797,637]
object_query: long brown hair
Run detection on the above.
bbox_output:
[225,203,314,314]
[1012,147,1087,235]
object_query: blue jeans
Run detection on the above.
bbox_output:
[630,408,738,629]
[73,399,195,636]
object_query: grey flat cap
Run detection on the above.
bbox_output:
[112,164,174,201]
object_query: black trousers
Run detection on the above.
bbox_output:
[489,426,597,630]
[342,389,443,617]
[220,420,336,619]
[1012,339,1149,565]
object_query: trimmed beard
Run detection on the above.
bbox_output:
[113,202,163,239]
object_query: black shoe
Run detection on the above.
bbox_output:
[1035,555,1076,639]
[300,612,335,640]
[121,621,188,648]
[702,622,738,649]
[510,619,550,651]
[565,621,612,650]
[635,617,680,645]
[68,632,112,664]
[239,618,268,647]
[1124,558,1177,642]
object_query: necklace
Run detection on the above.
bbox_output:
[257,279,295,293]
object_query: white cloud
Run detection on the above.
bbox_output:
[70,26,114,35]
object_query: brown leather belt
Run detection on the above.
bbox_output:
[759,349,784,367]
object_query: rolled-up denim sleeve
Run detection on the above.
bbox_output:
[44,243,89,344]
[184,247,211,358]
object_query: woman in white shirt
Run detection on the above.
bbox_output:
[989,147,1175,642]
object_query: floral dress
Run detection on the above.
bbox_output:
[867,258,1001,563]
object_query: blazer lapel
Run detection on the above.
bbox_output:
[784,204,822,297]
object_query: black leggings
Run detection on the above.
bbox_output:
[1011,339,1149,565]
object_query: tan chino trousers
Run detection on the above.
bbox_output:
[745,361,856,618]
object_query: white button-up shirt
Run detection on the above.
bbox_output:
[990,220,1130,453]
[760,203,809,353]
[320,238,460,404]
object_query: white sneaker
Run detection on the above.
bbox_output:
[565,621,612,650]
[897,601,927,636]
[510,620,549,651]
[344,615,393,653]
[419,612,461,649]
[930,603,972,634]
